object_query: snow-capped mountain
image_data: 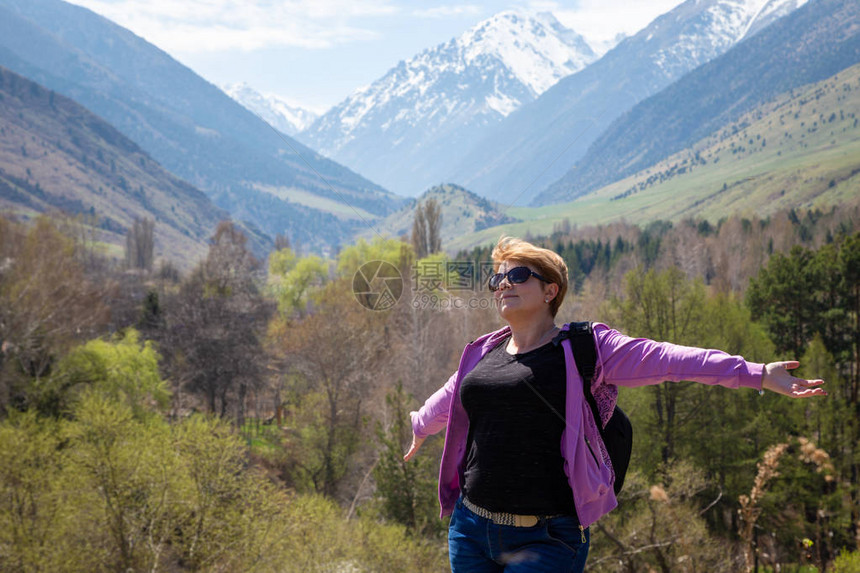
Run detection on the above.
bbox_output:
[298,11,597,197]
[588,33,629,58]
[223,82,319,136]
[537,0,853,206]
[643,0,808,79]
[443,0,809,205]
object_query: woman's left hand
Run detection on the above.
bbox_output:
[762,361,826,398]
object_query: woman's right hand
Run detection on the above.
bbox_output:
[403,415,426,461]
[762,360,826,398]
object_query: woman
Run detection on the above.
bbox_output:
[404,236,825,573]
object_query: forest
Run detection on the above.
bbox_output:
[0,201,859,572]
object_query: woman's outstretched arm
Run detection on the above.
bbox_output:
[592,324,827,398]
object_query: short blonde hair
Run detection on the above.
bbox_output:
[491,236,568,317]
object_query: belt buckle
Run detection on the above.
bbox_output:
[513,514,539,527]
[463,497,540,528]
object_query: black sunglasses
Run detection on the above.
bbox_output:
[488,266,550,291]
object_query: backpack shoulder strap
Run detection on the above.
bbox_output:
[566,321,596,386]
[560,321,601,427]
[561,323,633,495]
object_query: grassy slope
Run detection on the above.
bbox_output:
[0,67,227,269]
[447,64,860,253]
[252,183,377,221]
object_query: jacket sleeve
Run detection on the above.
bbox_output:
[411,371,458,439]
[592,323,763,391]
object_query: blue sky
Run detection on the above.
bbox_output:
[66,0,684,112]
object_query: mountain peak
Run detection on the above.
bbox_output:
[298,9,598,196]
[442,0,811,206]
[534,0,854,206]
[454,10,595,96]
[222,82,320,136]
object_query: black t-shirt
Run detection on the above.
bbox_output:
[459,335,577,516]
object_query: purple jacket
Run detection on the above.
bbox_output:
[410,322,764,527]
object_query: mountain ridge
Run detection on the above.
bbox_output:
[299,10,596,197]
[441,62,860,253]
[443,0,807,206]
[0,0,400,251]
[360,183,521,248]
[222,82,320,137]
[537,0,860,205]
[0,65,240,268]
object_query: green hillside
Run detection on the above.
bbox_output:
[0,66,240,268]
[360,183,520,247]
[537,0,860,206]
[447,63,860,253]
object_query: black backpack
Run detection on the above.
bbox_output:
[558,321,633,495]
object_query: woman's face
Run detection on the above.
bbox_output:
[493,259,555,322]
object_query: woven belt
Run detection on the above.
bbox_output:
[462,497,561,528]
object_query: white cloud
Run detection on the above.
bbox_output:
[531,0,684,53]
[412,5,482,19]
[66,0,686,55]
[66,0,397,52]
[522,0,559,11]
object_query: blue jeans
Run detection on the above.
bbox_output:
[448,498,590,572]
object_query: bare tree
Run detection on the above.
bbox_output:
[0,217,109,412]
[411,203,428,259]
[162,221,271,423]
[411,199,442,258]
[273,233,291,252]
[270,278,393,499]
[124,217,154,271]
[425,198,442,255]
